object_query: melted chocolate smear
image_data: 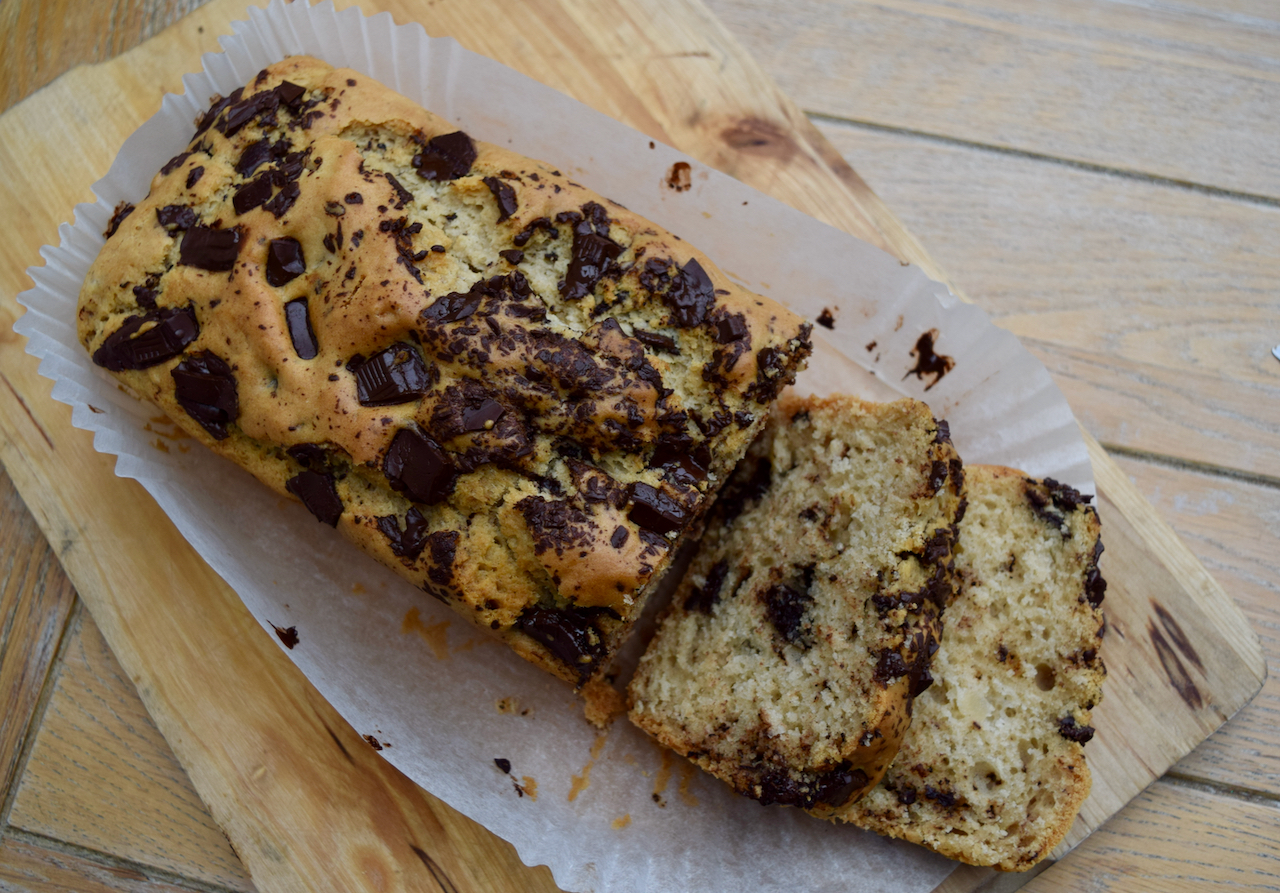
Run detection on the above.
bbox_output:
[172,352,239,440]
[874,649,910,685]
[353,343,433,406]
[376,506,430,560]
[483,177,519,221]
[271,624,299,649]
[132,283,158,310]
[383,428,457,505]
[286,470,343,526]
[685,559,728,614]
[1057,716,1096,744]
[104,202,135,239]
[179,225,241,271]
[412,131,477,181]
[516,607,606,684]
[427,530,460,587]
[266,237,306,287]
[664,258,716,328]
[93,305,199,371]
[284,298,319,360]
[755,763,869,809]
[626,482,687,534]
[904,329,955,391]
[762,581,814,646]
[1084,540,1107,608]
[156,205,198,232]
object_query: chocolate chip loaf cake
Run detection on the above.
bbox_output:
[77,56,812,687]
[628,394,965,814]
[839,465,1106,870]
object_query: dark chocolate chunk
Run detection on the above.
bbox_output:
[562,230,622,301]
[1058,715,1095,744]
[412,131,477,181]
[714,313,748,343]
[761,581,813,645]
[104,202,135,239]
[813,765,869,808]
[874,649,913,687]
[934,419,952,445]
[420,290,481,324]
[161,151,192,176]
[93,305,199,371]
[626,482,687,534]
[344,191,363,204]
[927,459,950,495]
[266,237,306,287]
[385,172,414,209]
[194,88,242,138]
[132,283,158,309]
[494,758,511,774]
[684,559,728,615]
[236,139,274,176]
[634,329,677,352]
[171,351,239,440]
[286,443,328,469]
[816,307,836,329]
[499,249,524,265]
[610,526,629,550]
[352,343,432,406]
[284,298,318,360]
[156,205,198,232]
[185,166,205,189]
[426,530,460,586]
[376,506,430,560]
[233,173,274,215]
[262,179,301,218]
[665,258,716,328]
[923,785,958,808]
[286,470,343,526]
[275,80,306,109]
[460,398,506,432]
[483,176,519,221]
[383,428,456,505]
[896,785,918,806]
[179,225,241,271]
[515,607,607,684]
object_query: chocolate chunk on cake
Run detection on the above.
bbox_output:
[628,394,965,814]
[838,465,1106,870]
[77,56,812,687]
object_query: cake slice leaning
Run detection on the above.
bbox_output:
[837,465,1107,871]
[628,393,965,815]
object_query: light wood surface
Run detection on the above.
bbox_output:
[0,1,1276,892]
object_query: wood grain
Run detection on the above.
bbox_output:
[0,466,77,817]
[1025,778,1280,893]
[1115,455,1280,796]
[708,0,1280,199]
[0,835,215,893]
[811,120,1280,479]
[8,611,254,892]
[0,0,214,115]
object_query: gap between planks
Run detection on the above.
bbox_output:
[807,113,1280,211]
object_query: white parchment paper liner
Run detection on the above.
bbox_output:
[16,2,1095,891]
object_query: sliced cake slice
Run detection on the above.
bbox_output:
[838,465,1107,870]
[628,393,965,815]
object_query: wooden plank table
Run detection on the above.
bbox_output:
[1,0,1278,891]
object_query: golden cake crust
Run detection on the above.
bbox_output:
[78,56,811,685]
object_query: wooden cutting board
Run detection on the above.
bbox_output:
[0,1,1264,891]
